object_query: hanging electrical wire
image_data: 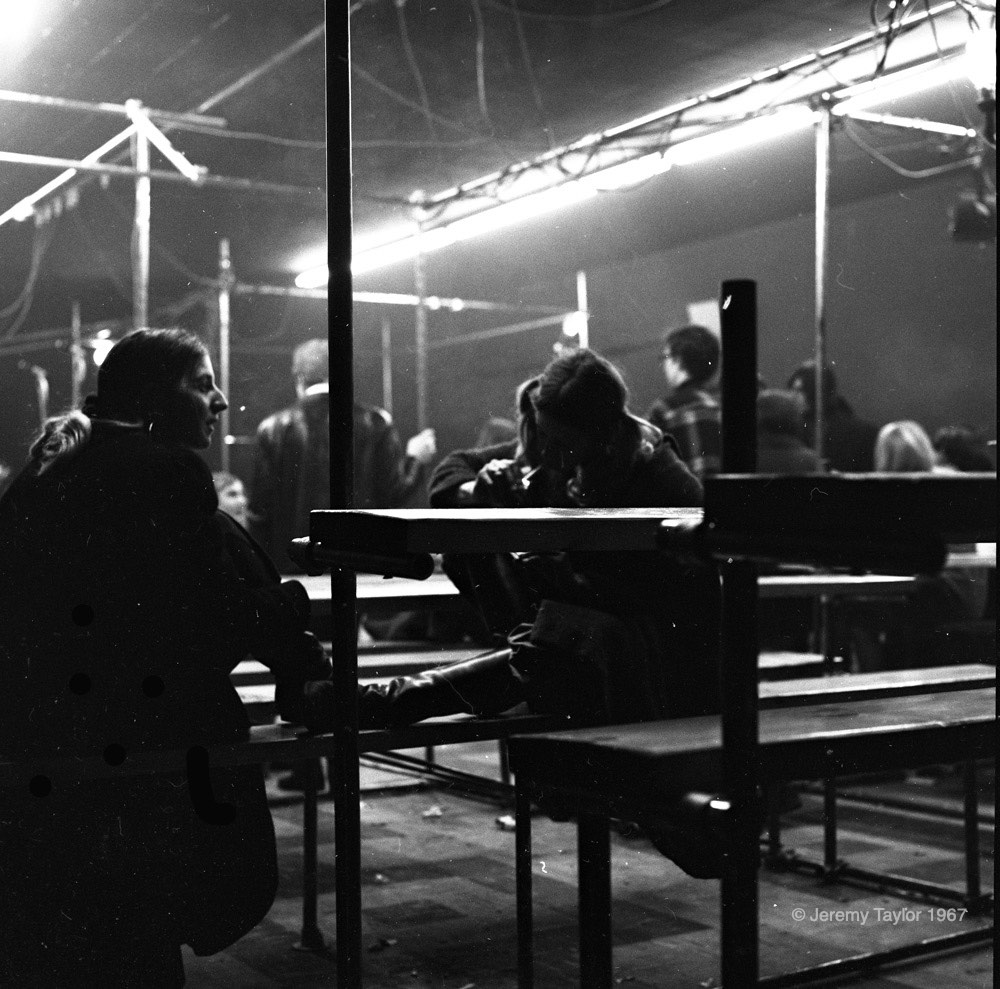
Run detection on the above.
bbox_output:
[470,0,496,132]
[480,0,680,23]
[0,221,56,338]
[509,0,558,150]
[352,61,483,136]
[176,123,325,149]
[393,0,442,150]
[99,189,217,288]
[67,210,134,304]
[842,118,982,177]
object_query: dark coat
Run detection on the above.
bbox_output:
[434,438,719,721]
[809,397,879,472]
[757,433,826,474]
[251,393,427,570]
[0,425,319,979]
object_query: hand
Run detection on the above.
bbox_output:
[471,458,523,507]
[406,428,437,464]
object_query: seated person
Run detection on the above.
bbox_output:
[756,389,825,474]
[0,329,328,987]
[932,425,995,473]
[844,420,993,669]
[294,348,718,740]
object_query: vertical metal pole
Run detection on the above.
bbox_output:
[132,126,150,331]
[719,278,759,987]
[70,301,84,410]
[515,780,534,989]
[218,238,233,472]
[962,759,981,905]
[413,209,430,432]
[327,4,361,984]
[575,270,589,350]
[578,813,613,989]
[813,104,831,462]
[381,315,393,416]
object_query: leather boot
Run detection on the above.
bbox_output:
[357,647,524,729]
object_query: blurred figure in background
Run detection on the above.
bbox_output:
[250,338,436,571]
[932,425,995,472]
[874,420,952,473]
[756,389,825,474]
[474,415,518,450]
[787,359,879,472]
[845,419,993,670]
[646,324,721,479]
[213,470,251,529]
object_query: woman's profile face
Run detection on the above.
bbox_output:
[159,354,228,449]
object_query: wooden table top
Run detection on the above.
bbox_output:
[310,506,995,566]
[310,507,703,555]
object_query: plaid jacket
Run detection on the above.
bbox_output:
[646,383,721,479]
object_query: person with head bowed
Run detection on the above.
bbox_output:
[0,328,329,987]
[295,349,722,875]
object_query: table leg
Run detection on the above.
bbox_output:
[578,812,612,989]
[515,780,534,989]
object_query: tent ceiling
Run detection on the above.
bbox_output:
[0,0,989,331]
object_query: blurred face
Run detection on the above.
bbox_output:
[535,410,603,474]
[661,349,686,390]
[218,479,248,525]
[159,354,228,449]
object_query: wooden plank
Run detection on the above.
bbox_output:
[506,687,996,798]
[758,664,997,707]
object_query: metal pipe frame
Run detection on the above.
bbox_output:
[719,278,761,986]
[0,149,322,198]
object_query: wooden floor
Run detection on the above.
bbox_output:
[182,747,994,988]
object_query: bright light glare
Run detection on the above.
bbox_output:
[295,265,328,288]
[91,338,115,367]
[664,106,817,166]
[349,52,980,277]
[352,182,596,275]
[0,1,34,45]
[964,28,996,91]
[562,311,588,338]
[833,58,969,112]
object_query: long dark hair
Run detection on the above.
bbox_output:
[532,348,631,444]
[29,328,208,472]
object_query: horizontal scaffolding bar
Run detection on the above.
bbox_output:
[0,149,323,199]
[0,88,227,127]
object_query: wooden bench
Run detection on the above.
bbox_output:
[507,685,996,988]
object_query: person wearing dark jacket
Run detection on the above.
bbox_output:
[786,359,879,472]
[297,348,716,733]
[646,324,722,479]
[250,337,436,571]
[756,389,825,474]
[0,329,328,988]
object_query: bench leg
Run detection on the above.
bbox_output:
[962,759,983,909]
[822,777,839,879]
[296,759,327,951]
[515,781,534,989]
[499,739,512,788]
[578,813,613,989]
